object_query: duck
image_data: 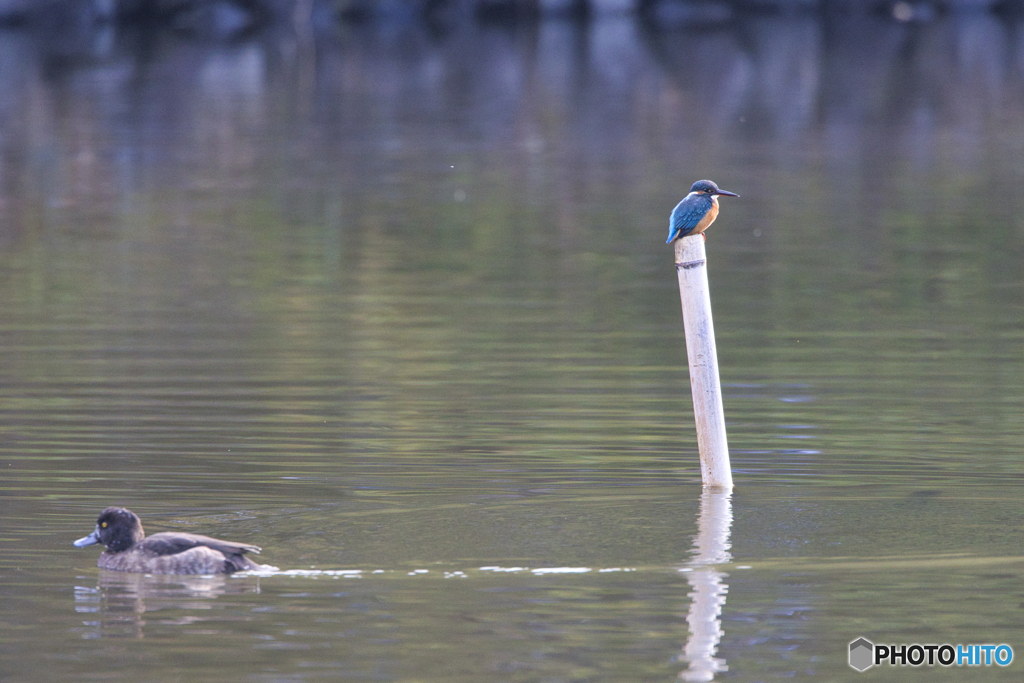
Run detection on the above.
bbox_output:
[73,507,264,574]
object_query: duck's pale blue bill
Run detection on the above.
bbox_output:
[73,528,100,547]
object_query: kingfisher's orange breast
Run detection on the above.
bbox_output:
[690,198,720,235]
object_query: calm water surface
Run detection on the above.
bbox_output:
[1,10,1023,683]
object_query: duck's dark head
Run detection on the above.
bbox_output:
[73,507,145,553]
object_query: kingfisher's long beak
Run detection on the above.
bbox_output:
[714,189,739,197]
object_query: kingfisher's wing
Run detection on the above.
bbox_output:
[666,196,707,243]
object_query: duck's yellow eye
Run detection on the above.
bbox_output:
[101,522,107,528]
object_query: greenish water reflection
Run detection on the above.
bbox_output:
[2,10,1024,683]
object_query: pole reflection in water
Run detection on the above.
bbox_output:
[679,489,733,682]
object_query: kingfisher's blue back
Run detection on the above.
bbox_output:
[666,193,716,243]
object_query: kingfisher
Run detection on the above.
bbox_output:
[666,180,739,243]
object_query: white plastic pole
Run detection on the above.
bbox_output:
[675,235,733,489]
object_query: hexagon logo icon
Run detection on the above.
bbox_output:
[849,638,874,672]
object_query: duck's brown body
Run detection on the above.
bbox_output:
[74,507,262,575]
